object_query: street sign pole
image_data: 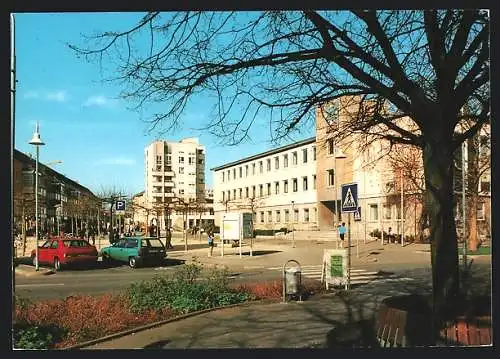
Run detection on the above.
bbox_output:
[347,212,352,290]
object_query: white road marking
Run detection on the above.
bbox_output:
[16,283,65,288]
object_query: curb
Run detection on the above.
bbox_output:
[64,299,276,350]
[14,265,55,277]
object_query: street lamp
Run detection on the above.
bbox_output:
[29,121,45,271]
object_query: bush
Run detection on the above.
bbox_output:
[234,280,325,300]
[13,323,65,350]
[126,262,253,315]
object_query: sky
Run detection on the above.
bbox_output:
[13,12,314,196]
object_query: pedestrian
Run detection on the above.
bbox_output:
[338,222,347,248]
[165,228,174,249]
[207,231,214,257]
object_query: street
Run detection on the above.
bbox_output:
[14,238,491,302]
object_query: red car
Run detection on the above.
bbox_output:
[30,237,98,271]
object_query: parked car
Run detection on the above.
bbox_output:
[30,238,98,271]
[100,236,166,268]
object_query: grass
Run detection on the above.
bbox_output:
[458,246,491,256]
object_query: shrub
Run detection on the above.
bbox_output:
[126,262,252,315]
[13,323,65,350]
[234,280,326,300]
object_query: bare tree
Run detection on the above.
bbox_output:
[70,10,490,334]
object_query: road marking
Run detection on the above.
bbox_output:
[16,283,65,288]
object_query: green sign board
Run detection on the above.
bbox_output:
[330,255,344,277]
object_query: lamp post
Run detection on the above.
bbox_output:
[29,122,45,271]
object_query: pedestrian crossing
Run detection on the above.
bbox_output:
[267,264,414,286]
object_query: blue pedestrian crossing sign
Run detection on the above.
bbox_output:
[353,207,361,221]
[341,183,358,213]
[116,200,126,211]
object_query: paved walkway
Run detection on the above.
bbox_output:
[81,252,491,349]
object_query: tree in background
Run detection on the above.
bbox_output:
[71,10,490,336]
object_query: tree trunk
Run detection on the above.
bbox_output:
[468,194,479,251]
[422,138,460,337]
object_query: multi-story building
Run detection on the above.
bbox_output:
[13,149,97,236]
[212,138,319,231]
[212,96,491,242]
[143,137,211,231]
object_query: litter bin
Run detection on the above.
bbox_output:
[285,267,302,295]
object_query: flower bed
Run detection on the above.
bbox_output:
[13,263,326,349]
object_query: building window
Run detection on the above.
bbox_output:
[276,210,281,223]
[252,163,256,175]
[227,190,231,201]
[292,151,298,165]
[179,167,184,174]
[222,172,225,182]
[252,186,256,198]
[313,146,316,160]
[327,138,334,155]
[227,170,230,182]
[239,167,242,178]
[284,209,290,222]
[313,175,317,189]
[480,181,490,193]
[267,211,273,223]
[313,207,318,222]
[179,189,185,195]
[267,159,271,171]
[259,184,263,197]
[166,155,172,165]
[267,183,271,196]
[233,189,236,199]
[292,178,298,192]
[245,187,249,198]
[294,209,299,222]
[260,211,265,223]
[275,182,280,194]
[369,204,379,221]
[383,204,391,220]
[259,161,263,174]
[327,169,335,186]
[156,155,162,164]
[245,165,249,177]
[284,154,288,168]
[188,156,195,165]
[179,156,185,164]
[222,192,225,202]
[477,202,485,220]
[275,157,279,170]
[303,148,308,163]
[233,169,236,179]
[239,188,242,199]
[304,208,310,222]
[303,176,308,191]
[284,180,288,193]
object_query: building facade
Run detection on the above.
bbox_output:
[212,96,491,242]
[13,149,97,237]
[143,137,213,231]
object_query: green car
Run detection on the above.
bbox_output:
[100,236,167,268]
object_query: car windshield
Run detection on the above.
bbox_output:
[63,240,89,248]
[143,238,165,248]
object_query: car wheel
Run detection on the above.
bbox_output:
[53,257,61,271]
[102,253,111,265]
[128,256,137,268]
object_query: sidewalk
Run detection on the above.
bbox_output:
[82,265,437,349]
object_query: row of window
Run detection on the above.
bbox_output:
[222,146,316,182]
[222,175,317,201]
[258,207,317,224]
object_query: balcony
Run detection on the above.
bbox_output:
[164,192,175,198]
[164,171,174,177]
[164,182,174,188]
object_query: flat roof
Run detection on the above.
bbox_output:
[210,137,316,171]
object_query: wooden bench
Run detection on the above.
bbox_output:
[440,316,492,346]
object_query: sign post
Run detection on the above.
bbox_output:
[321,249,348,290]
[341,182,359,291]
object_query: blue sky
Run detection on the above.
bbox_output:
[13,12,314,196]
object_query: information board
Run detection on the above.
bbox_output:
[321,249,348,289]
